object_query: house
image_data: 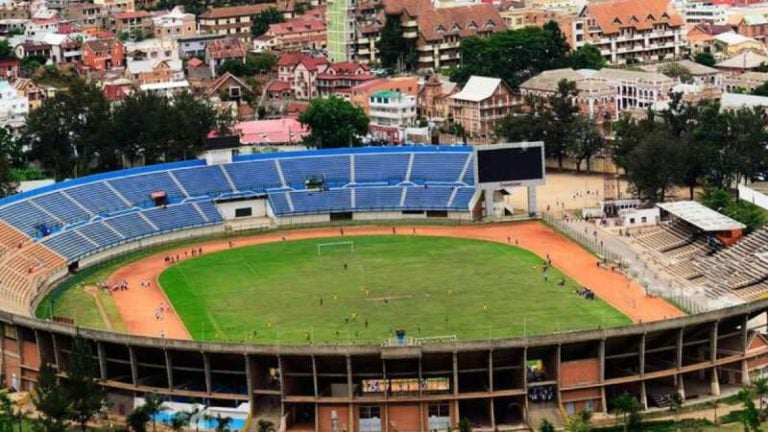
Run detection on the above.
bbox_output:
[66,3,107,32]
[102,82,129,103]
[736,13,768,41]
[641,59,722,86]
[81,38,124,70]
[316,62,375,98]
[592,68,676,111]
[448,75,518,139]
[126,58,184,85]
[276,52,329,99]
[520,68,617,120]
[205,37,248,77]
[231,118,309,146]
[39,33,81,64]
[571,0,685,64]
[723,71,768,92]
[0,59,20,80]
[113,11,154,40]
[14,41,52,60]
[716,50,768,72]
[418,74,458,122]
[714,32,766,55]
[206,72,254,104]
[368,90,418,144]
[92,0,135,14]
[13,78,49,110]
[350,76,418,114]
[686,22,733,53]
[186,57,211,81]
[266,80,292,100]
[124,38,178,62]
[0,80,29,127]
[353,0,506,71]
[255,9,326,52]
[199,4,276,43]
[177,33,226,58]
[152,6,196,40]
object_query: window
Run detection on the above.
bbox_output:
[428,404,450,417]
[359,406,380,419]
[229,86,241,98]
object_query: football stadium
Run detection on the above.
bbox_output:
[1,143,768,430]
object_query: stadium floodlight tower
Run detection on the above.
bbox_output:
[472,141,546,218]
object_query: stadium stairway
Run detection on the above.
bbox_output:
[526,402,563,430]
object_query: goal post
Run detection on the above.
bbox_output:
[317,241,355,256]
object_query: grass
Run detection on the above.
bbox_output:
[158,235,631,344]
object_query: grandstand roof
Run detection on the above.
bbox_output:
[657,201,745,232]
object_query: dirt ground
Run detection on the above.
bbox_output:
[107,222,683,340]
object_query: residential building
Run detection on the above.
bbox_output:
[177,33,226,58]
[92,0,134,14]
[418,73,458,122]
[205,37,248,77]
[186,57,211,81]
[713,31,766,55]
[368,90,417,144]
[326,0,355,62]
[316,62,375,98]
[571,0,685,65]
[735,13,768,41]
[66,3,107,31]
[199,4,275,43]
[276,52,329,99]
[676,0,727,25]
[448,75,518,139]
[139,80,189,96]
[81,38,124,70]
[716,50,768,72]
[592,68,676,111]
[355,0,506,71]
[0,80,29,127]
[14,40,51,60]
[520,68,617,121]
[126,58,184,84]
[124,38,178,62]
[642,59,722,86]
[0,19,28,36]
[206,72,254,105]
[113,10,154,40]
[350,76,418,114]
[723,71,768,92]
[686,22,733,52]
[152,6,196,40]
[232,118,309,146]
[13,78,51,110]
[0,59,20,80]
[254,8,326,52]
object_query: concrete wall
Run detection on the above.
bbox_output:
[739,184,768,211]
[215,198,268,219]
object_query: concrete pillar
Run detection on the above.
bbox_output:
[346,355,353,399]
[33,330,44,372]
[452,352,459,396]
[711,369,721,397]
[164,350,173,391]
[311,355,318,399]
[555,344,562,405]
[51,335,61,371]
[639,333,646,376]
[640,382,648,410]
[710,321,719,364]
[489,398,495,429]
[418,356,423,398]
[742,360,751,386]
[742,314,750,355]
[676,328,684,370]
[488,350,493,392]
[203,352,212,394]
[527,186,537,216]
[676,374,685,401]
[245,355,255,414]
[128,346,138,386]
[0,324,5,385]
[97,341,107,381]
[483,190,494,218]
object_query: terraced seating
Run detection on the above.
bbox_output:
[693,227,768,299]
[224,159,283,191]
[410,152,471,183]
[354,153,410,184]
[280,155,351,188]
[108,172,186,206]
[173,166,233,197]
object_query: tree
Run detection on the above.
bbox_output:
[257,419,276,432]
[251,7,284,37]
[65,337,106,432]
[142,393,166,432]
[544,79,580,169]
[740,387,761,432]
[752,81,768,97]
[622,123,683,202]
[538,419,555,432]
[167,412,191,432]
[567,116,604,172]
[659,63,693,83]
[570,44,606,70]
[127,405,151,432]
[457,417,472,432]
[669,391,683,422]
[31,363,69,432]
[0,156,16,198]
[0,40,16,61]
[564,410,592,432]
[0,392,15,432]
[610,393,641,432]
[299,96,369,148]
[754,376,768,412]
[376,14,416,71]
[214,414,233,432]
[694,51,716,67]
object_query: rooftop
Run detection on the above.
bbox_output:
[657,201,746,232]
[716,50,768,69]
[200,4,275,19]
[450,76,503,102]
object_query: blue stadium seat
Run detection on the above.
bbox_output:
[410,153,470,184]
[78,222,123,249]
[143,203,208,231]
[0,201,60,236]
[355,187,403,210]
[224,160,283,192]
[195,201,224,223]
[451,188,476,210]
[280,155,351,188]
[108,172,185,206]
[268,193,292,215]
[403,186,454,210]
[43,230,96,260]
[289,189,351,214]
[31,192,91,225]
[173,166,233,197]
[105,212,155,240]
[354,153,410,184]
[65,182,129,215]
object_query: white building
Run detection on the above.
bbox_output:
[675,0,727,25]
[368,90,417,144]
[152,6,197,40]
[0,80,29,127]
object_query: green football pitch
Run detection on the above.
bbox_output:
[158,235,631,344]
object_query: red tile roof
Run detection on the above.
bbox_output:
[267,80,291,92]
[206,38,248,59]
[187,57,204,67]
[103,84,127,102]
[114,11,152,20]
[277,53,329,71]
[583,0,683,35]
[200,4,275,19]
[417,3,506,41]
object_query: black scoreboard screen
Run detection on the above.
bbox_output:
[475,144,544,185]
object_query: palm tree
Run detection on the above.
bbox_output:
[565,410,592,432]
[753,376,768,411]
[214,414,233,432]
[142,393,165,432]
[258,419,276,432]
[167,411,192,432]
[610,393,640,432]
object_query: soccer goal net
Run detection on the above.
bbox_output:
[317,241,355,256]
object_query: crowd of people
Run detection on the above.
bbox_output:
[97,279,129,294]
[164,247,205,265]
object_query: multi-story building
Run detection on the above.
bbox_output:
[205,37,249,77]
[92,0,135,14]
[723,71,768,92]
[177,33,226,58]
[126,58,184,84]
[350,76,418,114]
[276,52,329,99]
[353,0,506,71]
[520,68,617,121]
[736,14,768,41]
[66,3,107,31]
[254,9,326,53]
[125,38,178,62]
[418,73,458,122]
[592,68,675,111]
[316,62,375,98]
[199,5,274,43]
[81,38,124,70]
[152,6,196,40]
[368,90,418,144]
[0,80,29,127]
[448,75,518,140]
[326,0,355,62]
[113,10,153,40]
[675,0,727,25]
[571,0,685,65]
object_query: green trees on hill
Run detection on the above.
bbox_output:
[299,96,370,148]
